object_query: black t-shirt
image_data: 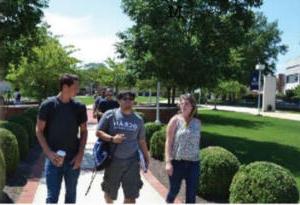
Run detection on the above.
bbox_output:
[99,99,119,113]
[38,96,87,160]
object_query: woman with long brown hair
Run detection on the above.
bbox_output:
[165,93,201,203]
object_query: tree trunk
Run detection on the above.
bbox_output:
[172,86,176,105]
[167,87,171,105]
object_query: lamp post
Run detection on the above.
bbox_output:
[255,64,265,115]
[155,81,161,124]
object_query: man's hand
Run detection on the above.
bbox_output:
[70,152,84,170]
[46,151,61,167]
[112,134,126,144]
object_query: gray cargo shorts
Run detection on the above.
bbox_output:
[101,156,143,200]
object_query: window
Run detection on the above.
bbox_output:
[286,74,299,84]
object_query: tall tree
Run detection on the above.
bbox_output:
[6,33,79,101]
[116,0,264,91]
[0,0,49,78]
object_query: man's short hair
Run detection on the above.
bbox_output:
[59,74,79,91]
[117,91,136,100]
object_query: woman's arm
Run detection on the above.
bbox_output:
[165,115,178,176]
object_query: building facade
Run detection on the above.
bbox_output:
[284,56,300,92]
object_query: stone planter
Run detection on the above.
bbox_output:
[0,105,39,120]
[134,105,178,123]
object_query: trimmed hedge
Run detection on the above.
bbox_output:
[0,121,29,160]
[8,115,35,147]
[24,108,38,122]
[0,128,19,175]
[150,127,166,160]
[145,122,163,148]
[230,161,299,203]
[0,149,5,197]
[199,146,240,200]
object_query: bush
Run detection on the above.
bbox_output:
[8,115,35,147]
[150,127,166,160]
[145,122,163,148]
[0,149,5,197]
[198,146,240,201]
[0,121,29,160]
[0,128,19,175]
[24,107,38,123]
[229,161,299,203]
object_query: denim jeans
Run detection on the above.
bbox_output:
[166,160,200,203]
[45,158,80,203]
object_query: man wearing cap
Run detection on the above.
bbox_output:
[96,91,149,204]
[36,74,88,203]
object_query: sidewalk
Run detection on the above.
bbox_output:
[19,110,167,204]
[202,105,300,121]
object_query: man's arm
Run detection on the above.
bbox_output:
[138,139,150,166]
[71,122,88,169]
[36,119,60,166]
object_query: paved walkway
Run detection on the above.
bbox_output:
[19,110,169,204]
[202,105,300,121]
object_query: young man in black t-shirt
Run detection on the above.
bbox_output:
[94,88,119,121]
[36,74,88,203]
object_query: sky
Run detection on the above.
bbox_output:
[43,0,300,74]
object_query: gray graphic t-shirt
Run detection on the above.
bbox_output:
[97,108,145,159]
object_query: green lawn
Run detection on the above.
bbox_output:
[135,96,168,104]
[75,96,95,105]
[199,109,300,190]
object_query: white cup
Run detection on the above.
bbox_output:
[56,150,66,167]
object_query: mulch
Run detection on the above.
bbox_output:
[148,157,209,203]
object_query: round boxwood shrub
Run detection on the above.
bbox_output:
[0,149,5,196]
[0,128,19,175]
[229,161,299,203]
[150,127,166,161]
[199,146,241,201]
[0,121,29,160]
[8,115,35,147]
[145,122,163,148]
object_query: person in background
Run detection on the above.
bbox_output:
[14,88,21,105]
[165,93,201,203]
[93,89,106,121]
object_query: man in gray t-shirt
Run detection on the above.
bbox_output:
[96,91,149,204]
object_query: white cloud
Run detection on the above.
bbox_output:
[43,12,118,63]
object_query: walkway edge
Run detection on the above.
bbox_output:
[142,170,182,203]
[17,154,45,203]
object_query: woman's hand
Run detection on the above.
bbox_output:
[165,161,173,176]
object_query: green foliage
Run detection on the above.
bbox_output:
[0,121,29,160]
[0,149,5,195]
[117,0,285,90]
[0,1,49,78]
[215,80,248,102]
[198,146,241,200]
[6,33,79,101]
[294,85,300,99]
[8,115,35,147]
[0,128,19,175]
[24,107,39,123]
[230,161,299,203]
[145,122,163,148]
[150,127,166,160]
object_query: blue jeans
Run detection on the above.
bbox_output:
[45,158,80,203]
[166,160,200,203]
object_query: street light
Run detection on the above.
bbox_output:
[255,64,265,115]
[155,81,161,124]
